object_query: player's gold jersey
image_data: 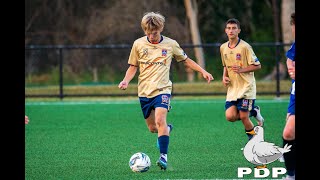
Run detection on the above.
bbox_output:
[220,39,261,101]
[128,35,187,98]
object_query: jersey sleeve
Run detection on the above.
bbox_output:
[172,40,188,62]
[127,41,139,66]
[246,44,260,66]
[286,42,295,61]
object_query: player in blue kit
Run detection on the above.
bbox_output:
[282,12,295,180]
[118,12,213,170]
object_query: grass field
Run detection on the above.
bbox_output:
[25,97,289,179]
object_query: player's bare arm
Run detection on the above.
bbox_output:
[118,65,138,90]
[231,64,261,74]
[222,67,230,87]
[286,58,295,80]
[183,58,214,83]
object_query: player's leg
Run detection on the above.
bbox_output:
[249,105,264,126]
[239,111,254,140]
[282,113,295,179]
[155,107,169,170]
[283,114,295,139]
[145,110,157,133]
[140,96,158,133]
[153,94,171,170]
[225,101,240,122]
[157,124,173,149]
[282,95,295,179]
[238,99,255,140]
[156,98,173,149]
[144,106,172,168]
[145,109,172,150]
[140,96,168,150]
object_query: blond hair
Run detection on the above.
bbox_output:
[141,12,165,33]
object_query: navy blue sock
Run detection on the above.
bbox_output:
[249,109,257,117]
[283,138,295,176]
[158,135,169,154]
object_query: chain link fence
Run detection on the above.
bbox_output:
[25,43,292,99]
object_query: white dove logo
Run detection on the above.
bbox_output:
[243,126,291,168]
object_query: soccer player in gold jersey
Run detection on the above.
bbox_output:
[220,18,264,142]
[118,12,213,170]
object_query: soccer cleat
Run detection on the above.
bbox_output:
[156,156,167,170]
[282,175,295,180]
[168,124,173,133]
[253,106,264,126]
[156,124,173,149]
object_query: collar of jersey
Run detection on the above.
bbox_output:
[228,38,241,49]
[147,35,163,44]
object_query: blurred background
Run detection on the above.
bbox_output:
[25,0,295,99]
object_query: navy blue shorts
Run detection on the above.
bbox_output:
[139,94,171,119]
[225,98,255,112]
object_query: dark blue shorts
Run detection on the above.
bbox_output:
[287,94,295,115]
[139,94,171,119]
[225,98,255,112]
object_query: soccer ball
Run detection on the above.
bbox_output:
[129,152,151,172]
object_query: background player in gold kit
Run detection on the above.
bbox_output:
[118,12,213,170]
[220,18,264,142]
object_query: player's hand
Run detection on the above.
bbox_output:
[203,72,214,83]
[118,81,128,90]
[25,115,29,124]
[222,77,231,87]
[231,65,241,73]
[288,67,295,80]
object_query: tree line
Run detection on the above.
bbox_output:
[25,0,295,84]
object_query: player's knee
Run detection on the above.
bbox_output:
[149,129,157,133]
[147,125,157,133]
[155,117,166,126]
[283,128,295,140]
[225,115,237,122]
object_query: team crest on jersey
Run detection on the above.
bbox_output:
[162,49,167,56]
[236,53,241,60]
[161,95,169,104]
[143,48,148,55]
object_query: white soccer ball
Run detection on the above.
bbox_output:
[129,152,151,172]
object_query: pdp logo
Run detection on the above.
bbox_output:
[238,167,286,178]
[238,126,291,178]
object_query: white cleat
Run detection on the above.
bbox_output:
[254,106,264,126]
